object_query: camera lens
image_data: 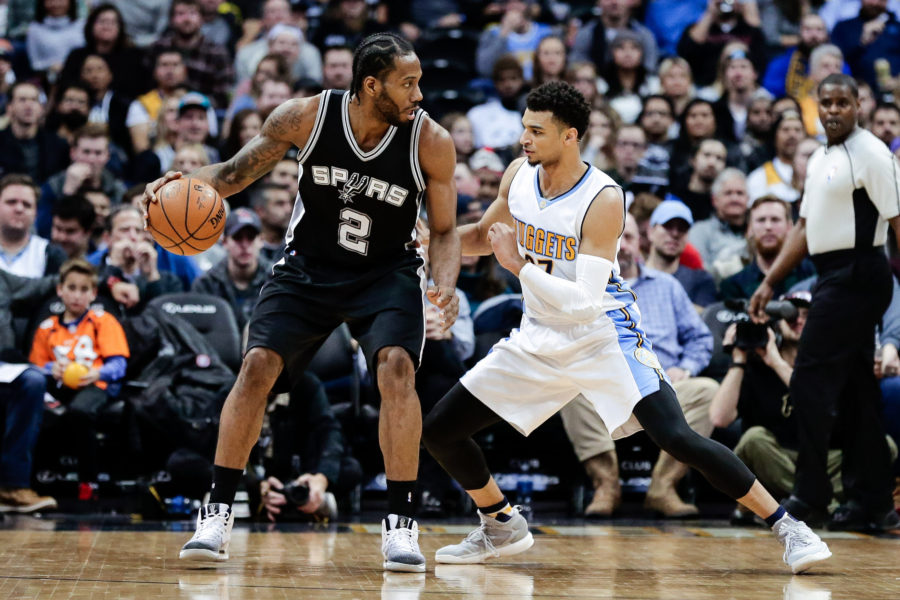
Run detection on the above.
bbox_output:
[282,481,310,505]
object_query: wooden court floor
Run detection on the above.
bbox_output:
[1,516,898,599]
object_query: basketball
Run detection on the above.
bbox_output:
[147,178,226,256]
[62,362,90,389]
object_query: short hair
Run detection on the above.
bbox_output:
[250,182,292,209]
[324,45,353,59]
[525,81,591,139]
[491,54,523,82]
[72,123,110,146]
[873,102,900,118]
[712,167,746,197]
[658,56,691,80]
[0,173,39,201]
[55,81,92,105]
[53,195,96,231]
[638,94,675,121]
[170,0,200,18]
[58,258,98,287]
[694,138,726,157]
[350,32,415,98]
[810,44,843,74]
[818,73,858,98]
[749,194,791,222]
[628,192,663,223]
[123,183,146,205]
[105,204,141,232]
[153,47,185,67]
[9,81,40,102]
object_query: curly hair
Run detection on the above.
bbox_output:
[525,81,590,139]
[350,32,415,98]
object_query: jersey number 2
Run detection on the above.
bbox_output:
[338,208,371,255]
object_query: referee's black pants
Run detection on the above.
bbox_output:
[790,248,895,514]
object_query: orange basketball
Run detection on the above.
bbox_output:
[147,178,226,256]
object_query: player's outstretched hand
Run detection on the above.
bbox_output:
[488,222,526,276]
[426,286,459,333]
[141,171,182,229]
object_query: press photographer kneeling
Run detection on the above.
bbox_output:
[709,291,897,523]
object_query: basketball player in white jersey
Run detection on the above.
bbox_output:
[422,82,831,574]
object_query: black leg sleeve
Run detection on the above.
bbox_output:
[422,382,503,491]
[633,382,756,500]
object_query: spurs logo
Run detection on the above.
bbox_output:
[338,173,370,203]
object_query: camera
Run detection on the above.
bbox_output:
[278,480,310,506]
[723,299,798,350]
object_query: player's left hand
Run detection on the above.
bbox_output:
[488,222,526,276]
[426,286,459,333]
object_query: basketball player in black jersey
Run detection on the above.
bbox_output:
[141,33,460,572]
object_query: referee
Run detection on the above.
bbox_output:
[750,73,900,532]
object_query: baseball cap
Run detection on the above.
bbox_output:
[178,92,212,117]
[469,148,505,174]
[610,29,642,50]
[649,199,694,228]
[225,207,261,237]
[780,289,811,308]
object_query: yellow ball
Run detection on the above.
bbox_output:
[62,362,90,389]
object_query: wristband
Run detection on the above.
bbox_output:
[730,362,746,370]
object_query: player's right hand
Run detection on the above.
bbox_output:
[141,171,182,229]
[748,280,773,323]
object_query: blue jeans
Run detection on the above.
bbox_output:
[0,366,46,488]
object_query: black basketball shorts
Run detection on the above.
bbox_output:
[246,254,427,387]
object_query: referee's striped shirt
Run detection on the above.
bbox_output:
[801,127,900,255]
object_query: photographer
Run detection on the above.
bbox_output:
[251,372,362,522]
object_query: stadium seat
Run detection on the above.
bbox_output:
[147,293,242,373]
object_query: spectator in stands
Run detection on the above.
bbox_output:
[251,184,293,263]
[264,155,299,199]
[155,92,222,174]
[608,124,648,190]
[0,40,14,116]
[266,24,321,84]
[257,77,292,120]
[312,0,387,56]
[599,30,659,124]
[798,44,845,139]
[81,54,151,157]
[59,4,150,99]
[46,83,92,146]
[561,213,718,517]
[321,45,353,90]
[570,0,659,73]
[474,0,554,81]
[531,35,566,87]
[192,208,270,330]
[38,124,128,239]
[746,110,805,204]
[440,113,475,166]
[710,290,897,521]
[719,196,816,301]
[671,138,728,221]
[466,55,525,152]
[198,0,236,49]
[468,149,506,213]
[857,79,877,129]
[90,206,184,313]
[677,0,766,88]
[137,50,189,124]
[112,0,169,48]
[228,53,290,123]
[668,98,718,186]
[0,83,70,184]
[638,95,676,190]
[762,13,831,100]
[734,89,774,174]
[688,168,749,269]
[870,103,900,147]
[0,174,66,278]
[581,105,619,171]
[255,372,361,522]
[30,258,129,487]
[791,137,822,199]
[566,61,601,108]
[658,56,696,118]
[832,0,900,96]
[83,189,111,253]
[151,0,234,108]
[0,361,56,514]
[644,0,706,58]
[51,195,96,260]
[712,43,764,144]
[171,144,210,174]
[236,0,320,84]
[221,109,262,162]
[645,199,718,307]
[26,0,85,79]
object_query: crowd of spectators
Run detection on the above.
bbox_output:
[1,0,900,526]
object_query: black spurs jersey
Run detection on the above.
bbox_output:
[285,90,427,268]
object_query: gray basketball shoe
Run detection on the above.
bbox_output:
[179,503,234,562]
[773,516,832,573]
[382,514,426,572]
[435,507,534,564]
